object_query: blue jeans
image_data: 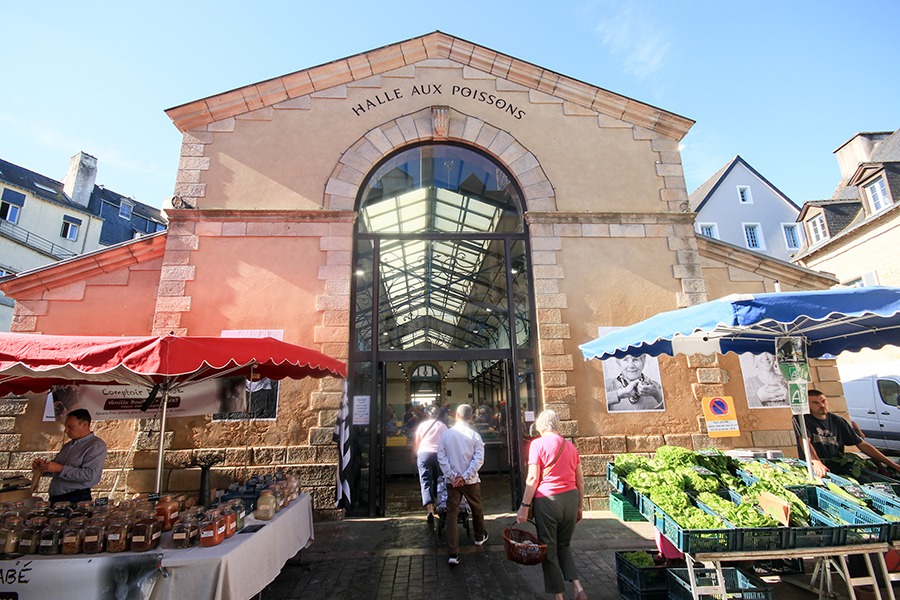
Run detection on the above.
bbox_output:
[416,452,441,506]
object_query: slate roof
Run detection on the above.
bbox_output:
[870,129,900,162]
[0,156,166,245]
[0,158,93,216]
[800,199,864,236]
[688,155,798,212]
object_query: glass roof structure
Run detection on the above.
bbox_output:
[355,145,527,351]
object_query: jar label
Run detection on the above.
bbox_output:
[201,530,214,538]
[132,535,145,543]
[152,531,161,540]
[217,525,225,535]
[85,536,98,542]
[63,536,76,543]
[108,534,121,541]
[40,540,53,546]
[19,539,31,547]
[173,533,186,540]
[172,511,179,518]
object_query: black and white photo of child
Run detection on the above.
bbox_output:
[603,355,666,412]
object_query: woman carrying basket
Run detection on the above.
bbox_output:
[516,410,587,600]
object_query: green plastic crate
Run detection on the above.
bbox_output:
[611,492,647,522]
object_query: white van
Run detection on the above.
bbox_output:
[840,363,900,452]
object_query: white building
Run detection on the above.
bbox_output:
[689,155,803,262]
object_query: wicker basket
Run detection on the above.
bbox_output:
[503,525,547,565]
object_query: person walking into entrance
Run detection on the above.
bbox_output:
[437,404,487,566]
[414,404,448,524]
[516,409,587,600]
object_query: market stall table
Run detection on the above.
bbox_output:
[688,544,895,600]
[0,493,313,600]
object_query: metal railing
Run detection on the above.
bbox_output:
[0,218,77,259]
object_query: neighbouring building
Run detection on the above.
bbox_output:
[689,155,803,262]
[0,153,167,329]
[793,128,900,379]
[1,32,840,519]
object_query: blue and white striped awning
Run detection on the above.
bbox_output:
[579,286,900,361]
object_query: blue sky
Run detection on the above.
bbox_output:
[2,1,897,209]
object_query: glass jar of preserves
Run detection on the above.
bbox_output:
[62,517,87,555]
[27,501,50,521]
[171,515,197,549]
[2,516,25,554]
[255,491,276,521]
[199,510,224,547]
[220,504,236,539]
[269,485,283,513]
[73,500,94,519]
[17,517,47,555]
[156,495,179,531]
[38,517,66,555]
[130,516,155,552]
[106,518,130,553]
[50,501,72,520]
[83,518,107,554]
[228,499,245,532]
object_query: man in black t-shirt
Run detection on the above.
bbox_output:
[793,389,900,478]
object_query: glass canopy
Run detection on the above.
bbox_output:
[355,145,528,351]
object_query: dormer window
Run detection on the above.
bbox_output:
[61,215,81,241]
[119,201,134,220]
[737,186,753,204]
[808,214,828,245]
[864,177,891,214]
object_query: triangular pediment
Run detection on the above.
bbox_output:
[165,31,693,140]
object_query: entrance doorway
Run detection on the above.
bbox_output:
[347,143,539,517]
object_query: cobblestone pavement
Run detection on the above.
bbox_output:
[259,510,823,600]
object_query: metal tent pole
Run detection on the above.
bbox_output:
[155,388,169,494]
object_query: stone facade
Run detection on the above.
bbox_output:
[0,33,840,517]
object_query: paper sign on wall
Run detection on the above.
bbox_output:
[353,395,370,426]
[701,396,740,437]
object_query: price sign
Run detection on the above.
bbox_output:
[690,466,716,476]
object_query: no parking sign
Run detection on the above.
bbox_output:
[701,396,740,437]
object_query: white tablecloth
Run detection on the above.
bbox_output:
[0,493,314,600]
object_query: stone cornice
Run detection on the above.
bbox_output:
[163,209,357,223]
[698,237,837,288]
[0,233,167,298]
[165,32,694,140]
[525,211,696,225]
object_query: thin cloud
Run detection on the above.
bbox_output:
[595,3,671,78]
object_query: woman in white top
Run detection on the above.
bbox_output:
[414,404,449,523]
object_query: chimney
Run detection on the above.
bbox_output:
[62,152,98,207]
[833,132,892,180]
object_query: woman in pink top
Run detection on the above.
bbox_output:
[415,404,448,523]
[516,410,586,600]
